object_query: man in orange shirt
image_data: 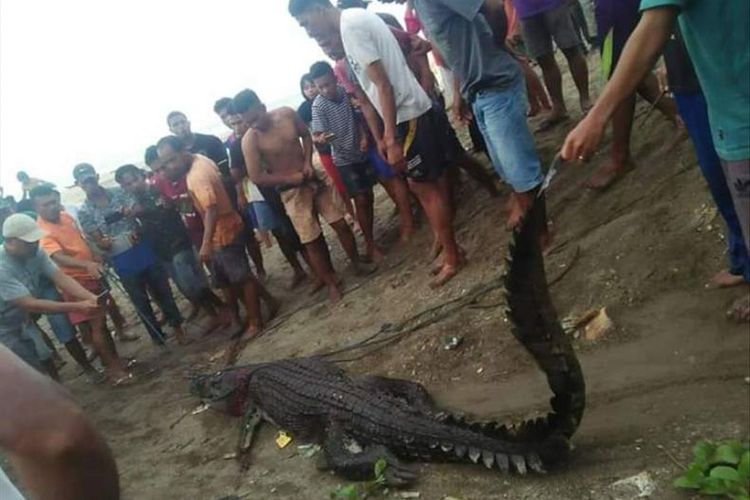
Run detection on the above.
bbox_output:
[156,136,278,349]
[32,185,132,385]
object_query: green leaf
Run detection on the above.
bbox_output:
[738,451,750,481]
[710,465,741,482]
[673,475,702,490]
[712,444,741,466]
[700,477,731,496]
[331,484,361,500]
[693,441,715,467]
[374,458,388,478]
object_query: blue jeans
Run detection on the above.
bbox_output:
[675,92,750,282]
[471,77,543,192]
[38,278,76,344]
[0,325,43,371]
[118,263,182,344]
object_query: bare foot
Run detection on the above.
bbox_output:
[429,239,443,262]
[399,227,415,244]
[290,272,309,290]
[505,192,535,231]
[709,270,746,289]
[586,162,634,190]
[351,261,378,277]
[430,264,460,289]
[534,111,569,133]
[580,96,592,115]
[329,284,343,304]
[309,279,326,296]
[201,315,228,337]
[661,121,689,153]
[367,246,386,263]
[431,247,467,275]
[173,326,191,345]
[726,294,750,323]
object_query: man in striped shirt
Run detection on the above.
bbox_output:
[310,61,383,262]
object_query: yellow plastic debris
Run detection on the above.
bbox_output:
[275,431,293,449]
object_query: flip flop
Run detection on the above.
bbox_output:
[111,373,136,387]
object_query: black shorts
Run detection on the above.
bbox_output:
[338,161,377,197]
[209,238,252,288]
[396,107,451,183]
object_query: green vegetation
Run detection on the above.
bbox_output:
[330,458,389,499]
[673,440,750,500]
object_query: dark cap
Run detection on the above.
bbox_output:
[72,163,97,183]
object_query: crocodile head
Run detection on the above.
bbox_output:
[190,369,251,417]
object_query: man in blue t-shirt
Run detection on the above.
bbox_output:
[562,0,749,322]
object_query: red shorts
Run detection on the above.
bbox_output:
[62,278,105,325]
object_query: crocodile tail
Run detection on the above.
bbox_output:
[501,194,585,458]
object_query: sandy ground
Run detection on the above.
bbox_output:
[34,56,750,499]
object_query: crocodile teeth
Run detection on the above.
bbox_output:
[482,450,494,469]
[526,453,546,473]
[468,448,481,463]
[495,453,510,473]
[454,445,467,458]
[440,443,453,452]
[511,455,527,475]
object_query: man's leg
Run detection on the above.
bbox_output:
[536,54,568,123]
[379,176,415,243]
[636,73,687,150]
[561,46,591,112]
[118,272,167,345]
[79,315,129,384]
[471,81,545,229]
[587,94,636,189]
[352,191,382,262]
[142,263,187,344]
[408,177,460,287]
[244,229,267,282]
[675,92,749,287]
[455,151,500,197]
[722,158,750,323]
[272,227,309,288]
[304,236,343,303]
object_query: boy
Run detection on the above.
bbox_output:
[233,88,375,304]
[309,60,382,262]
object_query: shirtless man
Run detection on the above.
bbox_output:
[233,88,375,303]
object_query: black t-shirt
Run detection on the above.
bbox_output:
[664,30,701,95]
[190,133,230,177]
[135,187,192,260]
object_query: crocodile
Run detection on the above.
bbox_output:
[190,195,585,485]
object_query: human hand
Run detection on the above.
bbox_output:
[655,64,669,94]
[384,137,406,173]
[359,135,369,153]
[84,262,104,279]
[560,112,607,163]
[198,242,213,263]
[302,162,315,179]
[72,299,102,316]
[98,236,113,251]
[453,98,473,125]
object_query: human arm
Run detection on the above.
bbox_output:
[0,345,120,500]
[50,269,98,302]
[352,85,385,155]
[561,6,678,161]
[50,252,104,279]
[479,0,509,45]
[293,110,315,179]
[366,61,405,171]
[199,205,218,263]
[358,119,369,153]
[451,73,473,124]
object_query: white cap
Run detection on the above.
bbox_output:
[2,213,46,242]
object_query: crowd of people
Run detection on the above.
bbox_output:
[0,0,746,401]
[0,0,748,497]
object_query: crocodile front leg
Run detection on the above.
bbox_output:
[237,403,263,469]
[319,421,418,486]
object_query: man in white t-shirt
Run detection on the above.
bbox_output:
[289,0,463,287]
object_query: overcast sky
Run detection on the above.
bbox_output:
[0,0,404,197]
